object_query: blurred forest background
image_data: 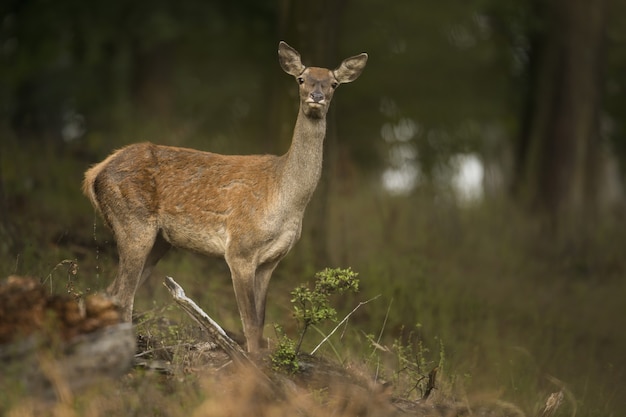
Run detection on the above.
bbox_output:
[1,0,625,415]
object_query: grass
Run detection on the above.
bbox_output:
[1,138,624,416]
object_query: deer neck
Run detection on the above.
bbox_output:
[279,107,327,210]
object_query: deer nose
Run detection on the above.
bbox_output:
[310,91,325,103]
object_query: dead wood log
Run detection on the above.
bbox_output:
[0,276,135,400]
[1,323,134,400]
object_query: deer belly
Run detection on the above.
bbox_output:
[160,217,228,257]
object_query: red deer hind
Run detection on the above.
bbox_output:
[83,41,368,353]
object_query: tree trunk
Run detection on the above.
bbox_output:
[131,40,175,131]
[513,0,607,233]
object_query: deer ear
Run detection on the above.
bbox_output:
[333,53,368,84]
[278,41,305,77]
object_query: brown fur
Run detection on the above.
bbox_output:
[82,41,367,352]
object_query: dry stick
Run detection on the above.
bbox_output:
[310,294,381,355]
[377,297,392,346]
[539,374,574,417]
[164,277,294,403]
[163,276,255,368]
[538,391,564,417]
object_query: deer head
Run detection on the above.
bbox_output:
[278,41,368,119]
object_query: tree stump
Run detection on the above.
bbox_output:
[0,276,135,400]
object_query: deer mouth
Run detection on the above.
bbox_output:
[305,98,326,107]
[305,103,326,112]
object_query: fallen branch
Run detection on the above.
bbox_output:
[164,277,294,390]
[163,276,252,367]
[164,276,289,402]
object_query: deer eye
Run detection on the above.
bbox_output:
[297,77,305,85]
[331,82,339,89]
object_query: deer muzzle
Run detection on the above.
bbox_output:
[308,91,325,104]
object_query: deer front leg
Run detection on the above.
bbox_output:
[227,258,266,353]
[253,261,279,333]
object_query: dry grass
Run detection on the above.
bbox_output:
[3,348,544,417]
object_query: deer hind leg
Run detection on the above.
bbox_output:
[107,220,160,322]
[137,233,171,287]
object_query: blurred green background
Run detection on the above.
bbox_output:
[1,0,625,415]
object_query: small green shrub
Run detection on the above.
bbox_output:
[365,326,446,401]
[270,267,359,373]
[270,325,300,373]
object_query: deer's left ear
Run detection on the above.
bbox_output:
[333,53,368,84]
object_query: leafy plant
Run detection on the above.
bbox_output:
[270,325,300,374]
[290,267,359,353]
[270,267,359,373]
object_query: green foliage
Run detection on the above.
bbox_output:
[270,267,359,373]
[270,325,300,374]
[290,267,359,352]
[394,334,446,399]
[292,268,359,325]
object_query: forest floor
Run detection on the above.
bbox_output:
[0,273,564,417]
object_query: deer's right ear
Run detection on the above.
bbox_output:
[278,41,305,77]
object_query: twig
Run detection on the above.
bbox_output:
[538,391,564,417]
[134,343,195,358]
[422,366,438,399]
[540,374,575,417]
[377,297,392,346]
[311,294,381,355]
